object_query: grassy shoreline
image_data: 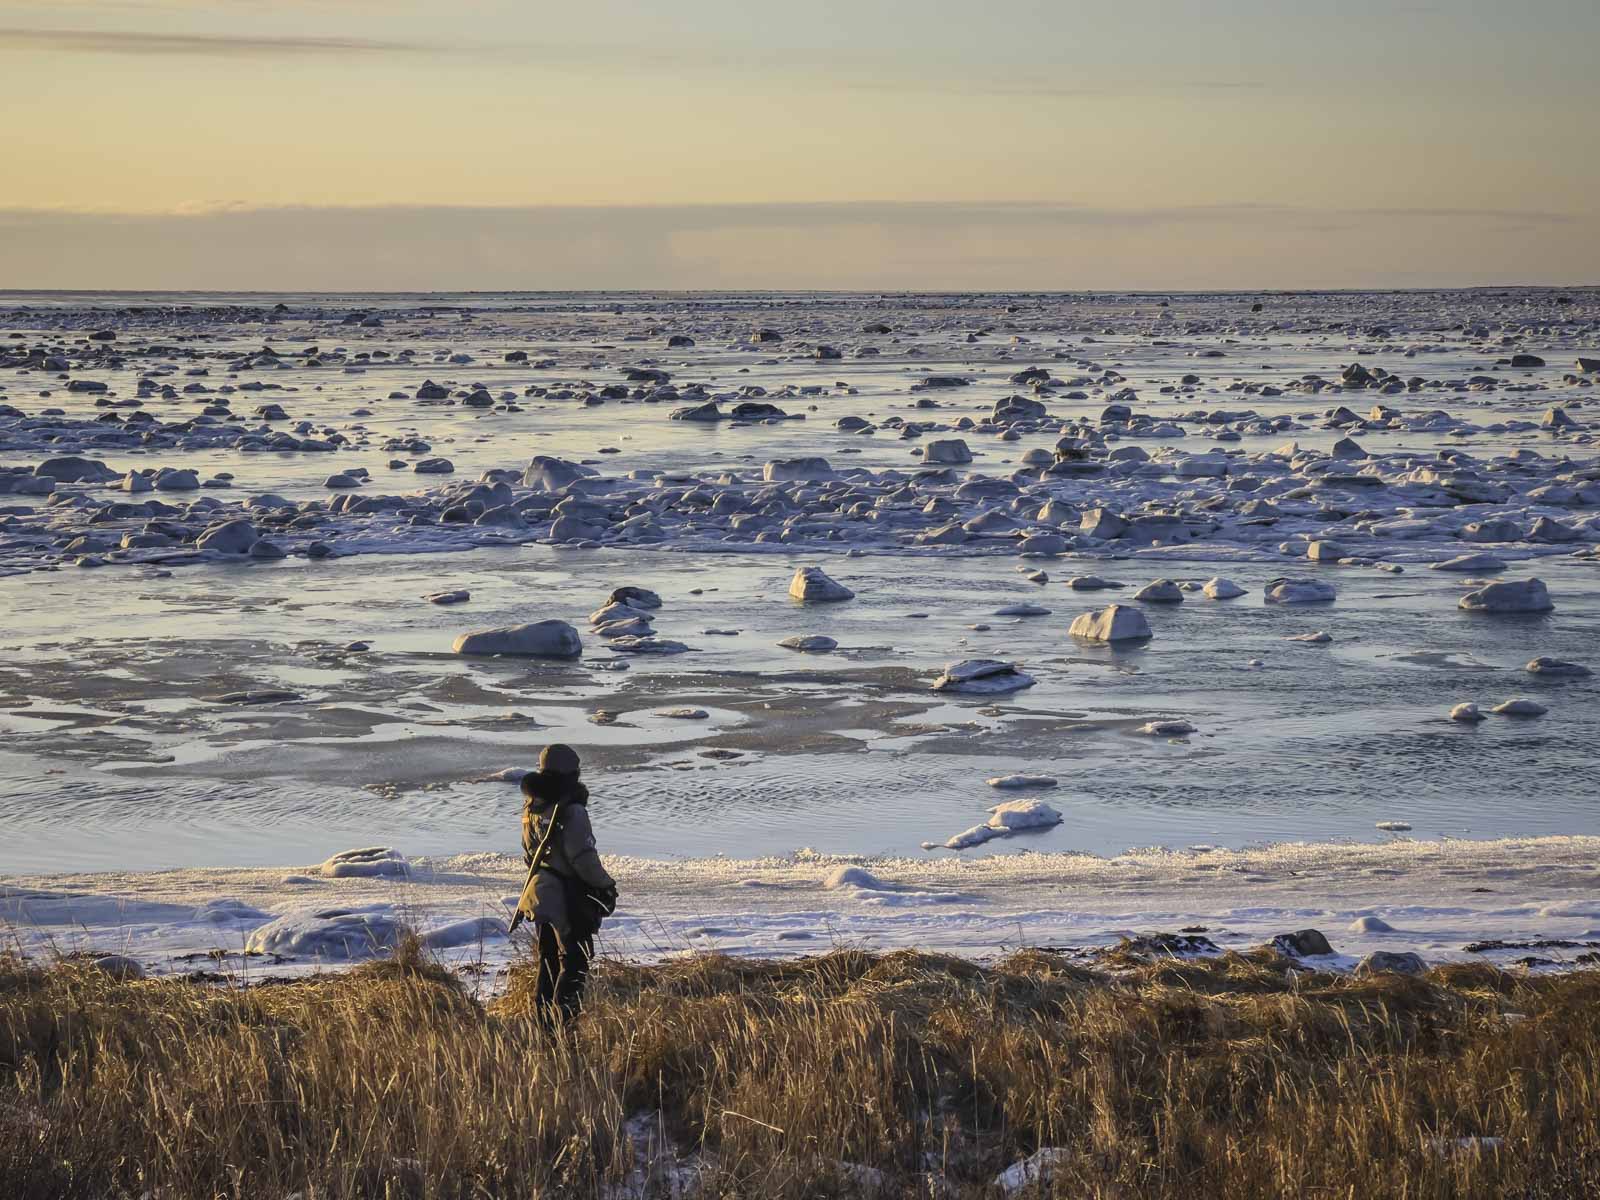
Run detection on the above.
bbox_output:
[3,944,1598,1198]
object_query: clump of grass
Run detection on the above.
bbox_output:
[1,946,1597,1198]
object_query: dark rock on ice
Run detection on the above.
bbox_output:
[453,620,583,658]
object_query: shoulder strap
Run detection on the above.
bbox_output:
[528,801,565,871]
[509,801,566,933]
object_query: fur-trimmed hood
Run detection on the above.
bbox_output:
[521,769,589,809]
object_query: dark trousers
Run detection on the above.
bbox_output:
[536,921,593,1024]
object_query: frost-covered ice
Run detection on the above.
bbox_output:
[944,798,1065,849]
[2,289,1600,961]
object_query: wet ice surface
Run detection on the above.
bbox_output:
[2,545,1596,873]
[1,289,1598,965]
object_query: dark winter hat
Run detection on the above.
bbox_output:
[539,743,581,776]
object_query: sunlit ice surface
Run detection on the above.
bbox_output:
[1,288,1597,880]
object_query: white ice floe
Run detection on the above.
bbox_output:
[930,659,1037,694]
[945,799,1064,849]
[1492,698,1548,717]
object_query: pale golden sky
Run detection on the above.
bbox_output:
[3,0,1597,289]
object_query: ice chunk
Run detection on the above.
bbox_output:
[1491,697,1548,717]
[318,847,409,879]
[1202,577,1246,599]
[921,439,973,465]
[1526,657,1589,678]
[946,799,1063,849]
[1132,579,1183,603]
[1431,553,1505,573]
[1458,578,1553,614]
[1355,950,1426,976]
[930,659,1037,694]
[1068,604,1151,642]
[1263,577,1336,604]
[194,898,272,924]
[777,635,838,652]
[994,1148,1074,1195]
[245,904,405,959]
[823,866,884,890]
[453,620,583,658]
[763,457,835,482]
[522,456,597,491]
[1137,720,1195,737]
[789,566,854,603]
[420,915,507,950]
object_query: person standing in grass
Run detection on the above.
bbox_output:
[514,744,618,1025]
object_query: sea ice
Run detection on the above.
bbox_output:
[777,635,838,652]
[1458,578,1554,614]
[1069,604,1152,642]
[318,847,409,879]
[1526,657,1590,678]
[945,799,1063,849]
[788,566,854,603]
[930,659,1037,694]
[1263,577,1336,604]
[1132,579,1183,603]
[1491,698,1548,717]
[986,774,1059,790]
[1202,577,1246,599]
[246,904,405,959]
[453,620,583,658]
[1137,720,1195,737]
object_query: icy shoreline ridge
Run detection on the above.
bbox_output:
[6,835,1600,980]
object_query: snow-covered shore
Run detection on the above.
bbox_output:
[7,835,1599,982]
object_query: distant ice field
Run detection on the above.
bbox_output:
[1,288,1597,881]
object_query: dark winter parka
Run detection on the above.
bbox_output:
[517,770,615,937]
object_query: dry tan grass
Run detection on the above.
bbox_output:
[2,945,1598,1198]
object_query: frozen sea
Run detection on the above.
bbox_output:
[1,288,1597,974]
